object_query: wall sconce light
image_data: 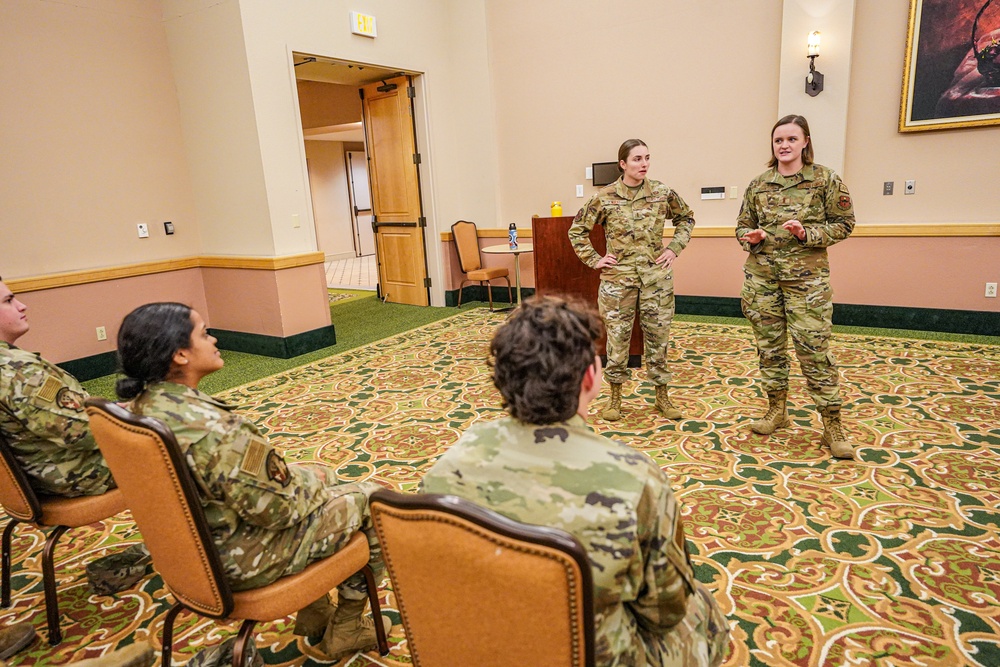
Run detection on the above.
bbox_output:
[806,31,824,96]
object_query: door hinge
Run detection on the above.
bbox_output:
[358,88,365,100]
[418,217,427,228]
[371,215,377,232]
[413,153,421,165]
[407,86,415,99]
[424,277,432,288]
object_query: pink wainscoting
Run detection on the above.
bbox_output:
[443,234,1000,314]
[202,263,331,338]
[14,269,209,363]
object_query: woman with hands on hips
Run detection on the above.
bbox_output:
[736,114,856,459]
[569,139,696,422]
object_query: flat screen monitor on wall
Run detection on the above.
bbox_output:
[592,162,620,187]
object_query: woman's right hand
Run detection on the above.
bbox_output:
[596,253,618,269]
[743,229,766,244]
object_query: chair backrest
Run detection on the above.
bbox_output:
[84,398,233,618]
[0,432,42,523]
[451,220,483,273]
[370,489,595,667]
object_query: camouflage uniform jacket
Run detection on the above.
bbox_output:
[569,178,695,288]
[735,164,855,282]
[130,381,333,589]
[0,341,112,496]
[421,416,697,666]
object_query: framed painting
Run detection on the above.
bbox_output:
[899,0,1000,132]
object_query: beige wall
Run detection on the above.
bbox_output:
[486,0,784,228]
[304,141,355,258]
[0,0,201,278]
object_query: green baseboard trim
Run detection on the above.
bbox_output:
[676,295,743,318]
[675,295,998,336]
[445,286,535,308]
[58,352,119,382]
[832,303,999,336]
[210,325,337,359]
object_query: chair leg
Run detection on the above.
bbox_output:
[42,525,70,645]
[2,519,18,608]
[482,281,494,312]
[363,565,389,656]
[457,279,471,308]
[233,619,257,667]
[161,601,187,667]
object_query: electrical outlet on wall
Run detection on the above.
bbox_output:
[987,282,998,298]
[136,223,149,238]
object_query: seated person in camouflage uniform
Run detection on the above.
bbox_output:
[115,302,388,660]
[421,295,730,667]
[0,278,149,605]
[0,278,114,497]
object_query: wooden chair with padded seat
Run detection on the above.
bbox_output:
[451,220,513,311]
[370,489,595,667]
[84,398,389,667]
[0,431,127,645]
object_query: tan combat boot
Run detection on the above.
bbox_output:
[0,623,34,661]
[294,592,336,638]
[654,385,682,419]
[750,391,791,435]
[820,407,854,459]
[320,597,390,660]
[600,383,623,421]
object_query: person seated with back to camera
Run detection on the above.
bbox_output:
[0,277,152,662]
[114,302,390,661]
[421,294,730,667]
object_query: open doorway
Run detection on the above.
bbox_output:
[293,54,430,304]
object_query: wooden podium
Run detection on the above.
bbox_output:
[531,216,642,364]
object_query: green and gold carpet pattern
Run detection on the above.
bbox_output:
[3,309,999,666]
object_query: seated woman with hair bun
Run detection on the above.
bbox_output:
[115,302,388,660]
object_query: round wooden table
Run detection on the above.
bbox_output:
[481,242,534,309]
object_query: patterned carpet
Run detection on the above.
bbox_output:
[2,309,998,666]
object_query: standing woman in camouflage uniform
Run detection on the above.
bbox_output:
[115,303,388,660]
[569,139,696,421]
[736,115,855,459]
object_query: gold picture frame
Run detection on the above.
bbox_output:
[899,0,1000,132]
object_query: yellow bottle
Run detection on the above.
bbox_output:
[551,201,563,217]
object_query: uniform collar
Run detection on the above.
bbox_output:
[766,163,816,186]
[614,176,652,200]
[147,380,232,410]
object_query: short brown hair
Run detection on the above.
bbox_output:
[767,114,814,168]
[490,295,603,424]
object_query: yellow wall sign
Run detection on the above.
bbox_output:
[350,12,377,38]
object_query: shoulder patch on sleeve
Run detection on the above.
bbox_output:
[839,183,850,193]
[56,387,85,411]
[266,449,291,487]
[35,376,63,404]
[239,439,267,478]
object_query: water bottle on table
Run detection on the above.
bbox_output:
[508,223,518,249]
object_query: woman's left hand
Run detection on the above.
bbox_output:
[782,219,806,240]
[655,248,677,267]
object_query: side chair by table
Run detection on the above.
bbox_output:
[85,398,389,667]
[451,220,513,312]
[370,489,595,667]
[0,432,127,645]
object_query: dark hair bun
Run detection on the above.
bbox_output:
[115,377,145,400]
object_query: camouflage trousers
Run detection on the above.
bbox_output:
[227,478,385,602]
[642,582,730,667]
[598,278,675,385]
[740,271,842,408]
[298,480,385,601]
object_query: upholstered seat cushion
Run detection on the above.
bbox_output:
[38,489,126,528]
[467,267,509,281]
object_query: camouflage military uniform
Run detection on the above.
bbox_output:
[735,164,854,408]
[130,381,383,597]
[422,417,729,666]
[569,178,695,385]
[0,341,114,496]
